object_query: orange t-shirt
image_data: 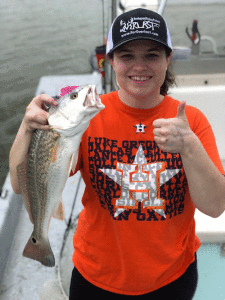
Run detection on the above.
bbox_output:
[70,92,224,295]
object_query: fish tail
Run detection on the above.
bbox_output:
[23,232,55,267]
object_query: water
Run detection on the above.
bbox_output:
[1,0,225,189]
[0,0,105,189]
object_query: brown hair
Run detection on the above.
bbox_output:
[160,60,175,96]
[107,47,176,96]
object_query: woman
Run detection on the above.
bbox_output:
[9,8,225,300]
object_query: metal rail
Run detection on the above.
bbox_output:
[158,0,167,15]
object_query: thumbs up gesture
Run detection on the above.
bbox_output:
[153,101,194,154]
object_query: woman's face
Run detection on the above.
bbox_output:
[109,40,172,101]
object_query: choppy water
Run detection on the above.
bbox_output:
[1,0,225,189]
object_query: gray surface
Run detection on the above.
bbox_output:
[172,54,225,76]
[0,173,83,300]
[0,193,23,285]
[0,204,61,300]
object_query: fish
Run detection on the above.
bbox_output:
[17,85,105,267]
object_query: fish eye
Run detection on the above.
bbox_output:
[70,92,78,99]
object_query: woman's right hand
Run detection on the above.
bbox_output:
[23,94,58,132]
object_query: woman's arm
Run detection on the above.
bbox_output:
[9,95,57,194]
[179,131,225,218]
[153,101,225,218]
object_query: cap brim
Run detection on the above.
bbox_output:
[107,36,172,55]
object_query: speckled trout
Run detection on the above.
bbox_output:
[17,85,104,267]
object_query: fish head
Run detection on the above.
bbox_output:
[48,85,105,135]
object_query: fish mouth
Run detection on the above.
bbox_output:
[83,86,102,108]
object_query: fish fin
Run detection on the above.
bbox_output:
[23,232,55,267]
[69,152,78,174]
[16,157,34,224]
[52,201,65,220]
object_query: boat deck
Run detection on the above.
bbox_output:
[0,173,84,300]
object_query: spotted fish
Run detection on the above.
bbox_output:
[17,85,105,267]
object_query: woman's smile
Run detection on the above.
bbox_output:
[129,76,152,82]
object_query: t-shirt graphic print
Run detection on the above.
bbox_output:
[89,138,186,221]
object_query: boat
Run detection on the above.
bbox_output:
[0,0,225,299]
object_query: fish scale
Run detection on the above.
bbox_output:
[27,129,60,224]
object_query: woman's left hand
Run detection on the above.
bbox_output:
[152,101,195,154]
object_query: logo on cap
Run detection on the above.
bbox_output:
[120,17,160,38]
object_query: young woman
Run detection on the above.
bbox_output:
[9,8,225,300]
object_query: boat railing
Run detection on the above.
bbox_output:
[200,35,219,54]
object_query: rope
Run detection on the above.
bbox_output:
[56,173,82,299]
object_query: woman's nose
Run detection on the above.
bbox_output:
[133,58,148,71]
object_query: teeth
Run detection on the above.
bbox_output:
[130,76,150,81]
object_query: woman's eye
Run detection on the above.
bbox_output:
[70,92,78,99]
[147,53,159,59]
[121,54,133,59]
